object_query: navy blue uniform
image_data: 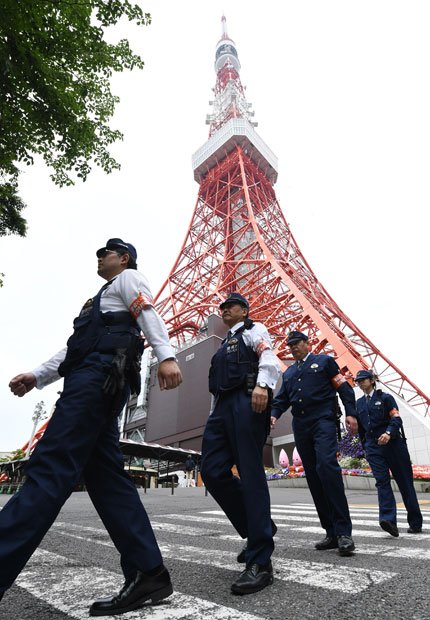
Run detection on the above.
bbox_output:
[0,281,163,594]
[201,323,277,567]
[357,390,422,530]
[271,353,356,537]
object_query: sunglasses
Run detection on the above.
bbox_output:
[97,249,120,258]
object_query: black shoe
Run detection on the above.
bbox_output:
[89,565,173,616]
[237,521,277,563]
[315,535,338,550]
[337,535,355,556]
[407,526,422,534]
[231,562,273,595]
[380,520,399,537]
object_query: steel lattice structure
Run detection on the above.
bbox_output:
[154,17,429,416]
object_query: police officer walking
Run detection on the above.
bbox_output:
[355,369,423,536]
[200,293,280,595]
[271,331,358,556]
[1,238,182,616]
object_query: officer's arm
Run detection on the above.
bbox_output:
[119,270,182,389]
[10,348,67,396]
[327,358,357,433]
[357,417,366,448]
[270,375,291,422]
[384,394,403,438]
[31,348,67,389]
[249,324,280,413]
[251,324,281,389]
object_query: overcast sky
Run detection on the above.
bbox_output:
[1,1,429,451]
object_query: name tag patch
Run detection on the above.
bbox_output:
[79,298,93,318]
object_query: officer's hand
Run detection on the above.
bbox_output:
[158,360,183,390]
[9,373,37,397]
[377,432,391,445]
[345,415,358,435]
[270,416,277,430]
[252,386,268,413]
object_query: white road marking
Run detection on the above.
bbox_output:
[164,511,423,530]
[17,548,263,620]
[283,539,430,560]
[149,512,430,540]
[283,524,430,540]
[270,508,424,521]
[50,523,397,594]
[278,503,430,514]
[54,520,218,538]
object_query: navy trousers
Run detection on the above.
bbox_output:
[0,352,162,593]
[366,438,423,529]
[200,390,274,566]
[293,409,352,537]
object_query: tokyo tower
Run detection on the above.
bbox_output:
[154,16,429,417]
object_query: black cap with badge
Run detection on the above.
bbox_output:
[219,292,249,311]
[286,330,309,345]
[96,238,137,261]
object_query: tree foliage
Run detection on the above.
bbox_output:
[0,0,151,236]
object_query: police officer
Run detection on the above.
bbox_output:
[271,331,358,556]
[355,369,423,536]
[200,293,280,595]
[1,238,182,615]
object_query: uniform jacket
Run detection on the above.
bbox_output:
[271,352,356,419]
[356,390,403,444]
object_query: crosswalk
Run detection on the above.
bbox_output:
[10,501,429,619]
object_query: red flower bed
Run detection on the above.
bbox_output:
[412,465,430,480]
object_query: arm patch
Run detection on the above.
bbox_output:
[331,373,347,389]
[255,338,271,357]
[389,408,400,418]
[129,292,153,318]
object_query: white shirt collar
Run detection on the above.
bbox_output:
[229,321,244,334]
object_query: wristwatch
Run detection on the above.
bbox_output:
[385,431,391,436]
[257,382,268,389]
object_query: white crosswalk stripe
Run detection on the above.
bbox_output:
[52,526,395,594]
[51,518,397,594]
[152,511,430,540]
[16,549,263,620]
[10,501,429,617]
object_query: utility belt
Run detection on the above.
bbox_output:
[291,400,335,417]
[215,372,257,397]
[216,373,273,405]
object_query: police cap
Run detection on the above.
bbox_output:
[354,369,375,382]
[96,238,137,261]
[287,330,309,345]
[219,292,249,311]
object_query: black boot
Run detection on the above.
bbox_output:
[89,565,173,616]
[315,535,338,550]
[237,520,277,563]
[337,535,355,556]
[380,521,399,537]
[407,526,422,534]
[231,562,273,595]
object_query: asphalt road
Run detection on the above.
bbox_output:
[0,487,429,620]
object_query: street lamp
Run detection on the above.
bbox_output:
[25,401,48,459]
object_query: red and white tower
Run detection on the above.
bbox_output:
[154,17,429,417]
